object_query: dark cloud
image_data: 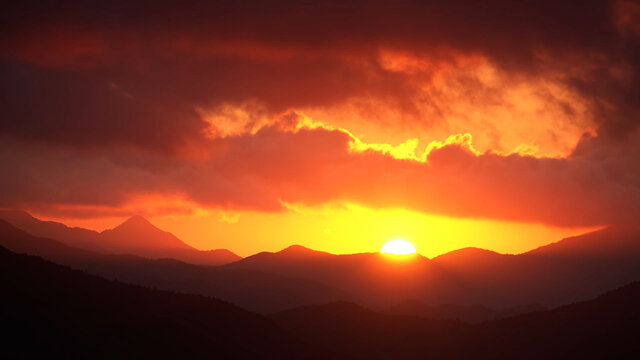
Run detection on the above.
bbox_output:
[1,0,633,133]
[0,61,210,153]
[0,0,639,226]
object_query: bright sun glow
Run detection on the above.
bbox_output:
[380,239,417,255]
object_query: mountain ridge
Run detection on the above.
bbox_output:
[3,241,638,359]
[3,211,640,315]
[227,225,640,309]
[0,209,241,265]
[272,281,640,359]
[0,245,332,359]
[0,219,350,313]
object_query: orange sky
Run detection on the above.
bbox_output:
[32,197,599,258]
[10,77,620,256]
[26,107,601,257]
[5,72,622,256]
[2,1,639,257]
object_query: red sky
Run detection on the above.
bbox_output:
[1,0,639,256]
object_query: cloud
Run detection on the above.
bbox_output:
[0,0,639,227]
[1,1,636,151]
[0,60,209,154]
[1,113,638,227]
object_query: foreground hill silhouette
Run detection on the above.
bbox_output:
[0,220,348,313]
[385,300,545,324]
[0,246,329,359]
[0,210,240,265]
[273,283,640,359]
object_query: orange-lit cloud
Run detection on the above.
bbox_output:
[1,0,639,248]
[3,111,639,228]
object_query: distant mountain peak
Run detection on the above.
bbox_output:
[433,247,501,260]
[119,215,154,228]
[107,215,168,236]
[0,211,240,265]
[431,247,505,267]
[280,244,312,252]
[525,225,640,256]
[101,215,194,251]
[442,247,500,256]
[278,245,330,257]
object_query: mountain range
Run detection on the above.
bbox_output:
[224,224,640,310]
[0,219,349,313]
[0,210,240,265]
[2,245,638,359]
[2,209,640,318]
[0,246,328,359]
[272,281,640,359]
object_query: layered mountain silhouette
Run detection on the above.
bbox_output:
[3,245,639,359]
[428,224,640,307]
[0,210,240,265]
[385,300,546,324]
[226,225,640,311]
[0,220,348,313]
[272,282,640,359]
[2,210,640,319]
[226,246,439,308]
[0,246,330,359]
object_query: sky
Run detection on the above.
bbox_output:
[1,0,639,256]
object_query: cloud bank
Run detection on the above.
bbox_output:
[1,0,639,226]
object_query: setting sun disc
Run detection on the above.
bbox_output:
[380,239,417,255]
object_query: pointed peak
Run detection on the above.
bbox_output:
[280,244,312,252]
[101,215,194,251]
[112,215,158,232]
[124,215,151,225]
[277,244,330,256]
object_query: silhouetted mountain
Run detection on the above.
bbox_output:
[469,281,640,359]
[4,240,638,359]
[229,226,640,310]
[0,218,98,262]
[0,210,241,265]
[0,246,332,359]
[273,301,464,359]
[0,220,348,313]
[100,215,242,265]
[233,244,336,269]
[227,248,443,308]
[4,211,640,316]
[101,215,192,250]
[386,300,494,323]
[527,224,640,257]
[0,209,104,251]
[429,225,640,307]
[385,299,545,323]
[273,283,640,359]
[431,246,509,267]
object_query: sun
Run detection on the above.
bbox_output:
[380,239,417,255]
